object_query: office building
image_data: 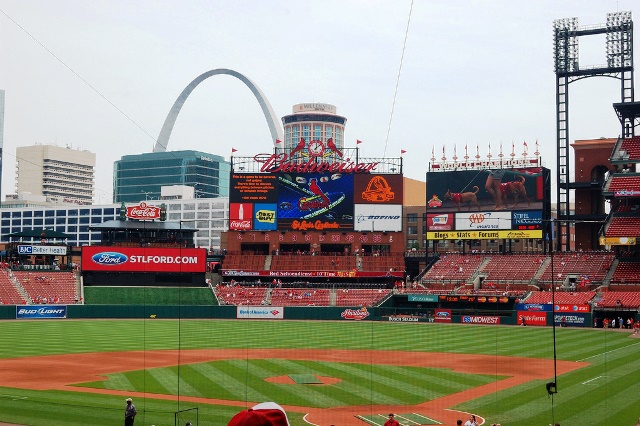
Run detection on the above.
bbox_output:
[16,144,96,205]
[0,90,4,204]
[0,196,229,249]
[113,150,230,203]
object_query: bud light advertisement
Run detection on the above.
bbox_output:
[16,305,67,319]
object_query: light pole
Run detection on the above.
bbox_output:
[141,190,151,201]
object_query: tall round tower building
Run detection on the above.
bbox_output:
[281,103,346,158]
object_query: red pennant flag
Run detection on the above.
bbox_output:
[231,148,238,153]
[401,149,407,154]
[523,140,528,147]
[275,139,282,144]
[356,140,362,144]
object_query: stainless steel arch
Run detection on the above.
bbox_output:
[154,69,283,152]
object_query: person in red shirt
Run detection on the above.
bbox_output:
[384,413,400,426]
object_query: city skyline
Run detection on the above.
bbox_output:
[1,1,638,204]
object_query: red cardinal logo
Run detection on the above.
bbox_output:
[309,178,330,204]
[326,138,342,157]
[290,137,306,157]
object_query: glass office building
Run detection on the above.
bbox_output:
[113,151,230,203]
[0,197,229,248]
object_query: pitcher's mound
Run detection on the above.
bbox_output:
[265,375,341,385]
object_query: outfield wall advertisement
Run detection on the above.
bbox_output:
[81,246,207,273]
[426,167,550,240]
[16,305,67,319]
[229,172,403,232]
[236,306,284,319]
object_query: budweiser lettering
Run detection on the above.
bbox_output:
[255,153,379,174]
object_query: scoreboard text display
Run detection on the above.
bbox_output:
[426,167,550,239]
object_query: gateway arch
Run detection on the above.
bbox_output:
[153,68,283,152]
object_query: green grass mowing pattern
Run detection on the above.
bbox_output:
[75,359,500,407]
[0,320,638,425]
[0,386,260,426]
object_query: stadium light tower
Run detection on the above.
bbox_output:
[553,11,634,251]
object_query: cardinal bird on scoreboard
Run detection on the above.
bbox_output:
[326,138,342,157]
[290,138,306,157]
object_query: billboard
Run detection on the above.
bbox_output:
[354,204,402,231]
[230,173,278,203]
[228,169,405,232]
[81,246,207,273]
[426,167,550,240]
[354,174,403,204]
[18,245,68,255]
[16,306,67,319]
[237,306,284,319]
[277,172,354,230]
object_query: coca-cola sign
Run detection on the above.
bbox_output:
[230,220,251,230]
[126,202,160,220]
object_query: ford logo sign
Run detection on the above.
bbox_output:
[92,252,128,265]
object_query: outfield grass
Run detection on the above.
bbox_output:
[0,319,637,425]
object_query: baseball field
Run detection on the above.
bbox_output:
[0,318,637,426]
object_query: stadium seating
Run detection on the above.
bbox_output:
[270,254,355,272]
[222,254,266,271]
[13,271,78,304]
[524,291,595,305]
[607,175,640,192]
[595,291,640,309]
[361,254,405,272]
[537,252,613,284]
[606,217,640,237]
[216,286,269,306]
[620,136,640,160]
[335,288,390,306]
[0,270,27,304]
[269,288,330,306]
[421,254,485,285]
[478,254,546,282]
[609,261,640,286]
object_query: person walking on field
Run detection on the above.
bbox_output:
[464,414,479,426]
[125,398,137,426]
[384,413,400,426]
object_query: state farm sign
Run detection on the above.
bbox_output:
[127,202,160,220]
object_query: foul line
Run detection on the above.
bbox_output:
[581,376,605,385]
[577,340,640,362]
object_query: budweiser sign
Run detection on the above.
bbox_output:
[126,202,160,220]
[340,307,370,321]
[255,153,379,174]
[230,220,251,230]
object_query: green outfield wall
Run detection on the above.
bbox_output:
[1,304,615,327]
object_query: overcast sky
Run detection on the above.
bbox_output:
[1,0,638,203]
